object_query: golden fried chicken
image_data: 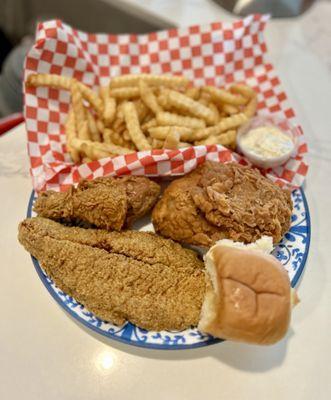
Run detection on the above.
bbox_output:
[18,217,205,331]
[34,176,160,230]
[152,161,292,246]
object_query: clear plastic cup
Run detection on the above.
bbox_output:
[236,115,297,169]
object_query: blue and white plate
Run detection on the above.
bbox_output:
[27,188,310,350]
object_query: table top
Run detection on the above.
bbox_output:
[1,2,331,399]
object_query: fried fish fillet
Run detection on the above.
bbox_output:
[33,176,160,230]
[18,217,205,331]
[152,161,292,247]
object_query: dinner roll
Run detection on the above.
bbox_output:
[198,240,298,345]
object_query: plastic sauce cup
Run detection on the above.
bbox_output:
[236,115,297,169]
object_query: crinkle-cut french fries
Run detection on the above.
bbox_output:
[197,97,209,106]
[71,138,110,160]
[222,103,239,115]
[230,83,256,99]
[123,102,151,150]
[123,129,131,141]
[71,138,134,158]
[81,121,90,141]
[71,81,90,140]
[104,96,116,125]
[100,86,116,126]
[133,99,150,122]
[207,103,221,124]
[78,83,104,118]
[148,126,194,142]
[163,130,180,149]
[112,116,125,133]
[199,90,212,104]
[142,118,157,131]
[27,73,72,90]
[194,113,248,140]
[103,128,133,149]
[102,128,113,144]
[142,112,154,124]
[65,109,80,163]
[166,90,217,125]
[86,111,102,142]
[97,140,135,155]
[139,80,162,114]
[204,86,247,106]
[110,87,140,100]
[244,95,258,118]
[109,74,189,89]
[157,94,170,110]
[156,112,206,129]
[195,130,236,146]
[26,72,258,162]
[27,73,103,117]
[185,87,200,100]
[152,138,164,149]
[96,118,105,135]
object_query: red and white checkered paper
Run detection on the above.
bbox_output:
[24,14,308,192]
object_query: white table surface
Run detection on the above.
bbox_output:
[1,1,331,399]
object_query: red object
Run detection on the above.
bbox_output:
[0,113,24,136]
[23,15,308,192]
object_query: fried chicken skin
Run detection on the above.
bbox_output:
[152,162,292,247]
[18,217,205,331]
[34,176,160,230]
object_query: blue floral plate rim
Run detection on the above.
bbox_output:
[289,188,311,287]
[26,187,311,350]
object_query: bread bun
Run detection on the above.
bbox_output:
[198,243,294,345]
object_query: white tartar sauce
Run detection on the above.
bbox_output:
[240,126,294,158]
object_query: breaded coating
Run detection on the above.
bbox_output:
[18,217,205,331]
[152,162,292,246]
[34,176,160,230]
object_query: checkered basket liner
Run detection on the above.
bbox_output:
[23,14,308,192]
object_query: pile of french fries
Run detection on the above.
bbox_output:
[27,73,257,163]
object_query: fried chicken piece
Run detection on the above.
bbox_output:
[33,176,160,230]
[152,161,292,246]
[18,217,205,331]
